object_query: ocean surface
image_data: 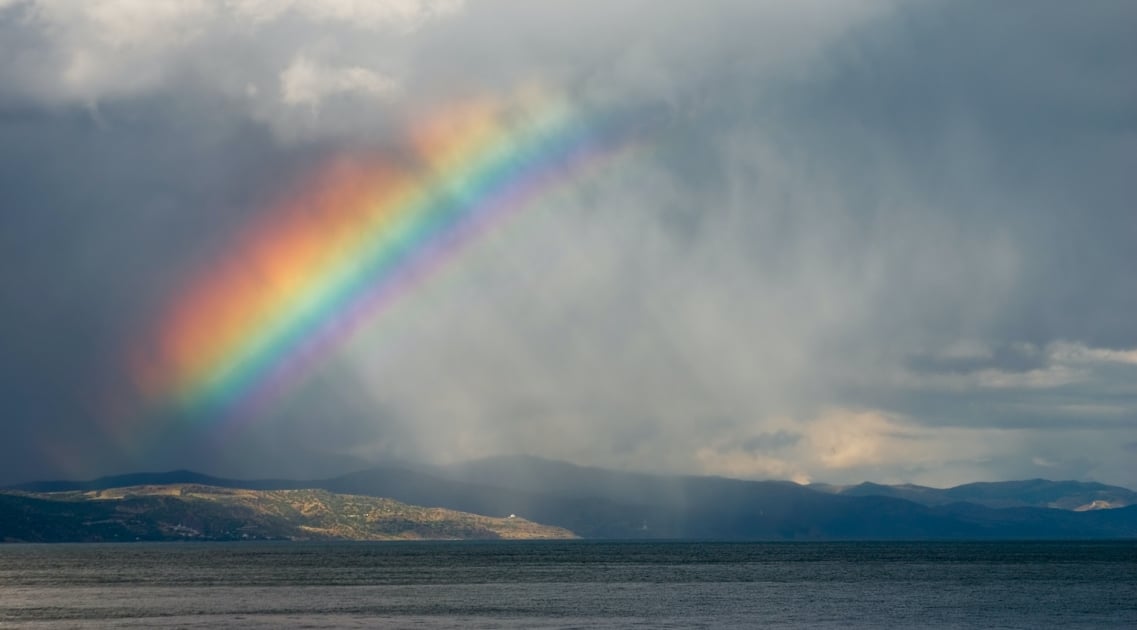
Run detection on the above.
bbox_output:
[1,541,1134,628]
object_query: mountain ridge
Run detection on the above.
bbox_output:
[809,477,1137,511]
[0,483,575,543]
[5,458,1136,541]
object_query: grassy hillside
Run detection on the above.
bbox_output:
[0,485,576,542]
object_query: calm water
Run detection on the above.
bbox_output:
[1,541,1134,628]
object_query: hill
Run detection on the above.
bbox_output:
[0,484,575,543]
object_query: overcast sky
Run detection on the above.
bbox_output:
[1,0,1135,487]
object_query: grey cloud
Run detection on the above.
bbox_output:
[1,1,1135,488]
[778,0,1137,348]
[0,93,329,479]
[905,344,1048,376]
[740,431,802,455]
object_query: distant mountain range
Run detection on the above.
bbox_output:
[4,456,1136,541]
[808,479,1137,511]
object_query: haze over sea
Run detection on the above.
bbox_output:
[1,541,1134,628]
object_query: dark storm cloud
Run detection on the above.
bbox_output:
[905,344,1048,377]
[0,1,1134,487]
[778,0,1137,348]
[0,92,378,480]
[740,431,803,455]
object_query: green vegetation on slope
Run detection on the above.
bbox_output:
[0,485,577,542]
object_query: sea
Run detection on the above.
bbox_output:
[1,541,1134,628]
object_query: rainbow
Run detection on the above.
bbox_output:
[129,91,646,423]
